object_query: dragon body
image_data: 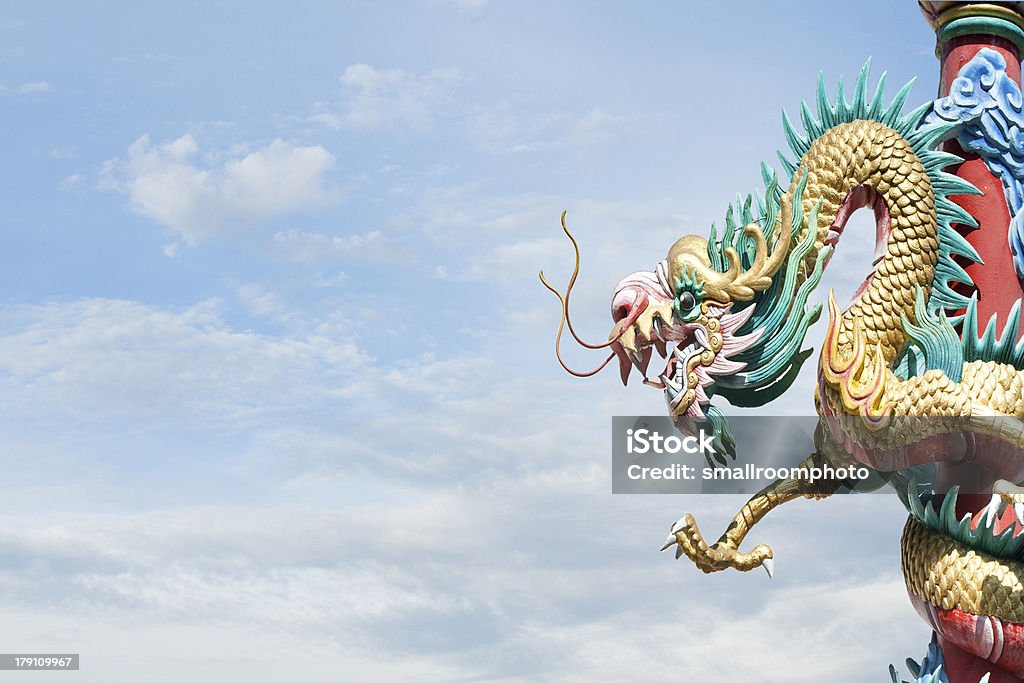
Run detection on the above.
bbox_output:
[542,49,1024,681]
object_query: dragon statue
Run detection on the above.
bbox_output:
[540,3,1024,682]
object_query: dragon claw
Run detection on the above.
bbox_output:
[662,512,774,575]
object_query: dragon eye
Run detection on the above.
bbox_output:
[678,291,696,311]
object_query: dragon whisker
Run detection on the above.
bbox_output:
[538,211,624,351]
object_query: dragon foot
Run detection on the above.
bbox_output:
[661,448,849,577]
[661,512,774,577]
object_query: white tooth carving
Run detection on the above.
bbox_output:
[986,494,1002,528]
[694,327,711,350]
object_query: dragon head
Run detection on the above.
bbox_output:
[610,232,761,423]
[542,177,827,460]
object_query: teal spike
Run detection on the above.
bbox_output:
[851,59,871,117]
[882,78,915,126]
[760,161,779,196]
[763,166,780,201]
[894,343,925,378]
[723,203,737,245]
[963,296,1024,368]
[790,170,809,231]
[936,201,980,232]
[761,173,780,243]
[702,404,736,464]
[903,100,934,130]
[908,480,926,521]
[933,257,972,291]
[901,287,964,381]
[834,75,848,120]
[740,194,758,267]
[920,150,964,173]
[940,224,982,262]
[816,72,835,129]
[924,492,940,527]
[707,222,722,271]
[963,294,980,346]
[782,108,809,158]
[760,161,773,191]
[799,99,819,141]
[777,151,797,178]
[978,309,1000,352]
[940,485,959,526]
[933,173,983,199]
[1002,300,1022,356]
[929,289,972,320]
[905,115,955,147]
[867,70,888,119]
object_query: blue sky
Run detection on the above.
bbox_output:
[0,2,954,681]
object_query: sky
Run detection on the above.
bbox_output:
[0,2,957,681]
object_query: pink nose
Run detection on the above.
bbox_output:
[610,286,649,329]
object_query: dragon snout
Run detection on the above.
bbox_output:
[609,284,657,385]
[609,276,677,385]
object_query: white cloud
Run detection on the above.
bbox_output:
[58,173,82,191]
[236,283,289,319]
[469,103,627,153]
[311,271,349,288]
[0,492,924,683]
[272,228,395,263]
[312,64,461,131]
[0,80,52,95]
[426,0,490,16]
[0,298,367,427]
[101,134,339,243]
[18,80,50,93]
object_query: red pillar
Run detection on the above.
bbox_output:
[921,6,1024,681]
[938,35,1024,333]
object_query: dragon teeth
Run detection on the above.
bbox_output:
[695,327,711,351]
